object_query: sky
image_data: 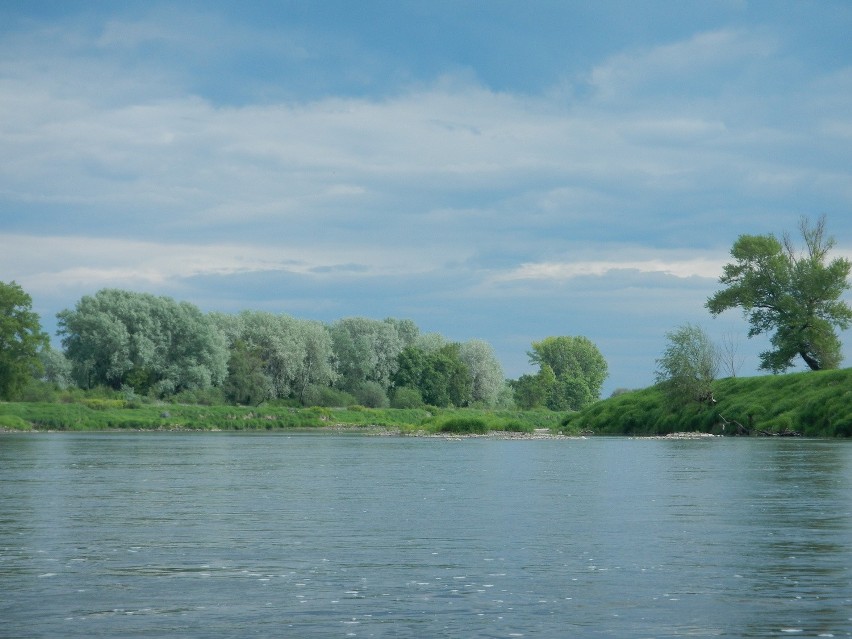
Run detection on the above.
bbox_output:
[1,0,851,396]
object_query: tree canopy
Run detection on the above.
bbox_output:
[706,216,852,372]
[0,281,48,400]
[514,335,608,411]
[57,289,229,395]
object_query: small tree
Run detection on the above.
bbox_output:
[0,281,48,400]
[526,336,608,410]
[718,328,746,378]
[655,323,718,405]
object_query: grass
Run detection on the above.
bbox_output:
[0,400,575,435]
[566,368,852,437]
[3,369,850,437]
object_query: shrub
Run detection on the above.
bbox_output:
[171,387,226,406]
[353,381,389,408]
[391,386,423,409]
[302,385,356,407]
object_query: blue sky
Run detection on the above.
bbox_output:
[1,0,851,395]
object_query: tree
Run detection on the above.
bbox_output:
[459,339,505,407]
[655,323,718,405]
[214,311,336,403]
[526,336,608,410]
[718,327,746,378]
[707,216,852,372]
[39,345,74,390]
[222,339,272,406]
[57,289,228,395]
[511,366,554,410]
[329,317,403,392]
[0,281,48,400]
[391,343,472,407]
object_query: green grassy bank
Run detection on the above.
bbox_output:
[565,368,852,438]
[2,369,850,437]
[0,400,571,435]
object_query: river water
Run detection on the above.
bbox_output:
[1,433,850,638]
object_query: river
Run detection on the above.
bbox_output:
[1,433,850,638]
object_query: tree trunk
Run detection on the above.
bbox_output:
[799,349,822,371]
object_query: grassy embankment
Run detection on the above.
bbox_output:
[1,368,849,436]
[0,399,570,435]
[565,367,852,438]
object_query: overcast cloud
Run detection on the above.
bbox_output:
[1,0,851,394]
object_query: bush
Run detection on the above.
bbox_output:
[302,385,357,407]
[18,379,58,403]
[171,387,226,406]
[391,386,423,409]
[353,381,389,408]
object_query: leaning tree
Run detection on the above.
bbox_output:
[706,215,852,372]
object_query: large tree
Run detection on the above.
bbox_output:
[211,310,337,404]
[57,289,228,395]
[329,317,404,393]
[706,216,852,372]
[0,281,48,400]
[459,339,504,407]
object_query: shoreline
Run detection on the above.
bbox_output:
[0,424,718,440]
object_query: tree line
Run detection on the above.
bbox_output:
[1,284,609,411]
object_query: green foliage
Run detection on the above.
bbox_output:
[439,416,489,434]
[567,368,852,437]
[707,216,852,372]
[512,370,550,409]
[353,381,389,408]
[392,343,472,407]
[223,339,272,406]
[459,339,505,407]
[171,387,226,406]
[81,398,127,410]
[302,384,356,407]
[0,392,575,435]
[211,311,337,403]
[0,414,31,430]
[330,317,404,392]
[655,323,718,405]
[38,346,74,389]
[0,281,49,400]
[57,289,228,395]
[516,336,608,410]
[391,386,424,408]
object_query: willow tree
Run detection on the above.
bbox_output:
[655,323,718,405]
[707,216,852,372]
[57,289,229,395]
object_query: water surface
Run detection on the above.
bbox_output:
[1,433,850,638]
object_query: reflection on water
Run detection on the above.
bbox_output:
[1,433,851,638]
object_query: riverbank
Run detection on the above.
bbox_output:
[566,367,852,438]
[0,401,575,436]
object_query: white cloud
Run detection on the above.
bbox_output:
[587,28,778,100]
[493,254,726,283]
[0,233,458,298]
